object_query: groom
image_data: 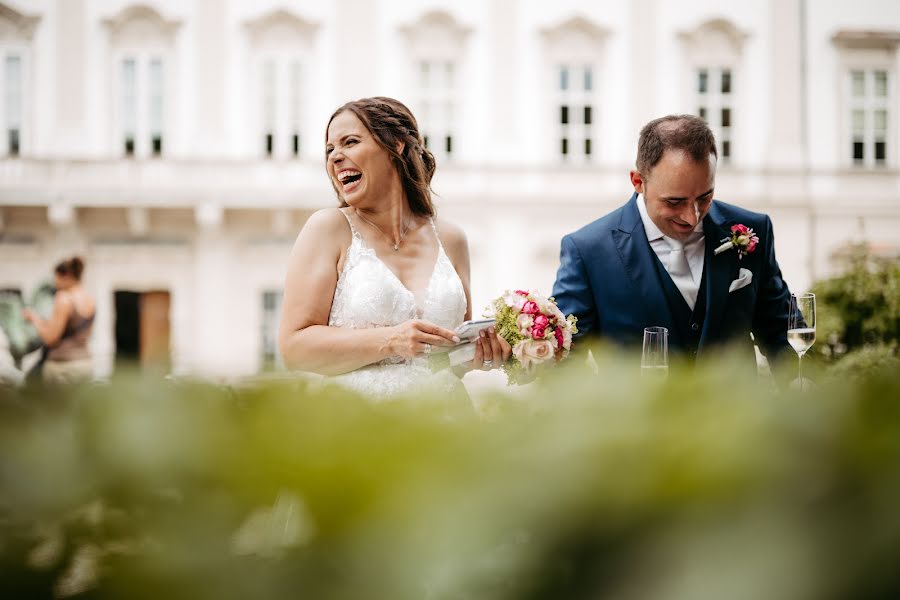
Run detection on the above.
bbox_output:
[552,114,792,366]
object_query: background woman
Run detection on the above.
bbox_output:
[23,256,95,384]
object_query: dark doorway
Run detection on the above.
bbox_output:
[114,291,140,362]
[114,290,171,370]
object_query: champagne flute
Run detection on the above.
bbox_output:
[641,326,669,381]
[787,292,816,391]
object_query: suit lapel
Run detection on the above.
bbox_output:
[612,194,677,336]
[700,203,739,346]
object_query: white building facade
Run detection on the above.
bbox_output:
[1,0,898,377]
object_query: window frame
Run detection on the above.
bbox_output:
[0,45,29,158]
[253,51,306,160]
[554,62,598,165]
[112,49,171,159]
[846,67,892,168]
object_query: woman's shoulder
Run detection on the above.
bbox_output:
[433,216,468,248]
[304,207,352,233]
[295,208,353,245]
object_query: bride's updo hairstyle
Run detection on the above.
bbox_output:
[326,97,436,218]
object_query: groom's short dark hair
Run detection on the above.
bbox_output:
[636,115,718,175]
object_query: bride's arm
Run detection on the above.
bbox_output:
[438,219,511,377]
[279,209,458,376]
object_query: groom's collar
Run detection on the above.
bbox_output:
[636,193,664,241]
[704,201,733,240]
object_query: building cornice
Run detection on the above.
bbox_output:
[831,29,900,51]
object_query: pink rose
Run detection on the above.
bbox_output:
[522,301,540,315]
[747,240,757,253]
[532,326,546,339]
[512,339,555,371]
[515,290,529,296]
[534,314,549,329]
[731,224,749,235]
[554,327,564,349]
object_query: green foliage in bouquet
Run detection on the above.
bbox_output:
[811,243,900,363]
[2,354,900,599]
[492,299,532,385]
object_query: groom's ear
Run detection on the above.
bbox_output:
[629,170,645,194]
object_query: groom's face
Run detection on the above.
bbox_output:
[631,149,717,242]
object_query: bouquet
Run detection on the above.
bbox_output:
[489,290,578,384]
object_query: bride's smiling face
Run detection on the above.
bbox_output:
[325,110,400,207]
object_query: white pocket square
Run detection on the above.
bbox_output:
[729,268,753,293]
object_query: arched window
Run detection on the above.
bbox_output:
[679,19,748,165]
[399,11,471,162]
[540,16,609,165]
[244,9,318,160]
[103,4,180,158]
[0,2,40,158]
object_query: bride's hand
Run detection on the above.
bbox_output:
[472,326,512,371]
[386,319,460,358]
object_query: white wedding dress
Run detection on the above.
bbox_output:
[327,210,468,400]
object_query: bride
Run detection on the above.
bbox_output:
[278,97,510,399]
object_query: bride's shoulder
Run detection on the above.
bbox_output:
[306,207,350,229]
[432,216,468,246]
[300,208,353,239]
[290,208,351,259]
[432,216,469,260]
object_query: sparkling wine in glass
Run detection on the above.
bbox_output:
[641,326,669,381]
[787,292,816,390]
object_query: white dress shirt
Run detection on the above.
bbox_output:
[637,194,706,309]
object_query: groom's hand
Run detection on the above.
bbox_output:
[386,320,461,358]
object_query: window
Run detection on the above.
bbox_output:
[257,57,304,159]
[121,59,136,156]
[118,56,166,158]
[261,290,283,369]
[557,64,595,163]
[148,59,164,156]
[418,60,456,161]
[290,61,302,157]
[263,60,275,157]
[697,67,733,162]
[4,55,21,157]
[849,69,890,167]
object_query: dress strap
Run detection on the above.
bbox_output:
[428,217,444,250]
[339,208,361,239]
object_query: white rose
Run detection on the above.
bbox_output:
[516,313,534,334]
[513,339,555,371]
[561,326,573,350]
[503,290,526,311]
[549,303,566,323]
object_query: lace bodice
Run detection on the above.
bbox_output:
[327,209,467,399]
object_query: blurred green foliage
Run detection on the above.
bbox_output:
[810,243,899,369]
[812,243,900,353]
[1,351,899,600]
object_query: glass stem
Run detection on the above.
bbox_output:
[798,354,803,392]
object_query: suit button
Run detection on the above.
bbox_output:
[691,323,699,331]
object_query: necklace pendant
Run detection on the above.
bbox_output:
[393,244,399,251]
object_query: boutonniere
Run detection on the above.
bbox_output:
[714,224,759,260]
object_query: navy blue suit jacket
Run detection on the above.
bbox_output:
[552,193,792,362]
